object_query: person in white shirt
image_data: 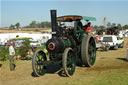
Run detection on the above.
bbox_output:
[9,42,16,71]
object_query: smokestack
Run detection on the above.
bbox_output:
[50,10,57,37]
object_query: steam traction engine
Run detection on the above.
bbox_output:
[32,10,96,77]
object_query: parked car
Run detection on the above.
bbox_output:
[14,39,25,47]
[8,37,30,47]
[8,39,25,47]
[101,35,124,50]
[30,39,41,47]
[0,42,6,46]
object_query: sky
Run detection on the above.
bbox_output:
[0,0,128,27]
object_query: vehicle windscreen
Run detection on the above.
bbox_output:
[31,41,38,43]
[103,37,112,42]
[57,21,75,28]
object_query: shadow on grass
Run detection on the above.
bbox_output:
[31,64,67,77]
[116,58,128,62]
[31,59,88,77]
[0,64,2,67]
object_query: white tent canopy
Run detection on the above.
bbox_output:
[0,33,51,45]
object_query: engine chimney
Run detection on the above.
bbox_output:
[50,10,57,37]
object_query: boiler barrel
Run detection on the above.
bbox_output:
[46,37,72,53]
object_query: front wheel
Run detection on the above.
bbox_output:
[32,49,47,77]
[62,48,76,77]
[104,47,109,51]
[114,45,118,50]
[119,42,124,48]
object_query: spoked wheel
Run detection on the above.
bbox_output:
[81,35,96,67]
[32,49,47,77]
[62,48,76,77]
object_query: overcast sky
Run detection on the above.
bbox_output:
[1,0,128,27]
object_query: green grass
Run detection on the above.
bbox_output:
[1,60,128,85]
[91,70,128,85]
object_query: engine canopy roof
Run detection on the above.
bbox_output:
[57,15,96,22]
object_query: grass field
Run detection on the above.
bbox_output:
[0,28,51,33]
[0,38,128,85]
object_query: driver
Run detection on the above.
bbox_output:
[84,22,92,35]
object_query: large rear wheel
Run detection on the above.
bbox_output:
[32,49,47,77]
[81,35,96,67]
[62,48,76,77]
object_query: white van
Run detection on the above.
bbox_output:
[101,35,124,49]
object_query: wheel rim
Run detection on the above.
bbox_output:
[66,50,76,75]
[33,50,47,76]
[88,38,96,65]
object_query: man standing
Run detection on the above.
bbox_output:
[9,42,16,71]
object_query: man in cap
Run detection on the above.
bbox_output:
[9,42,16,71]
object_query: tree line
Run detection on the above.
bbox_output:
[24,21,51,28]
[9,21,51,29]
[92,22,128,31]
[10,21,128,31]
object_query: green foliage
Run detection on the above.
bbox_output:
[16,38,30,57]
[9,22,20,30]
[92,25,98,31]
[111,23,116,27]
[24,21,51,28]
[29,21,37,28]
[9,24,15,29]
[0,39,30,60]
[16,47,28,57]
[99,25,105,29]
[0,46,9,60]
[123,25,128,30]
[93,22,128,31]
[15,22,20,30]
[117,24,122,30]
[107,22,111,28]
[24,38,30,48]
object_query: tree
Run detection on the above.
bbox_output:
[92,25,99,31]
[123,25,128,30]
[99,25,105,29]
[24,21,51,28]
[117,24,122,30]
[40,22,45,28]
[29,21,37,28]
[111,23,116,27]
[15,22,20,30]
[37,22,41,28]
[9,24,14,29]
[40,21,51,28]
[107,22,111,28]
